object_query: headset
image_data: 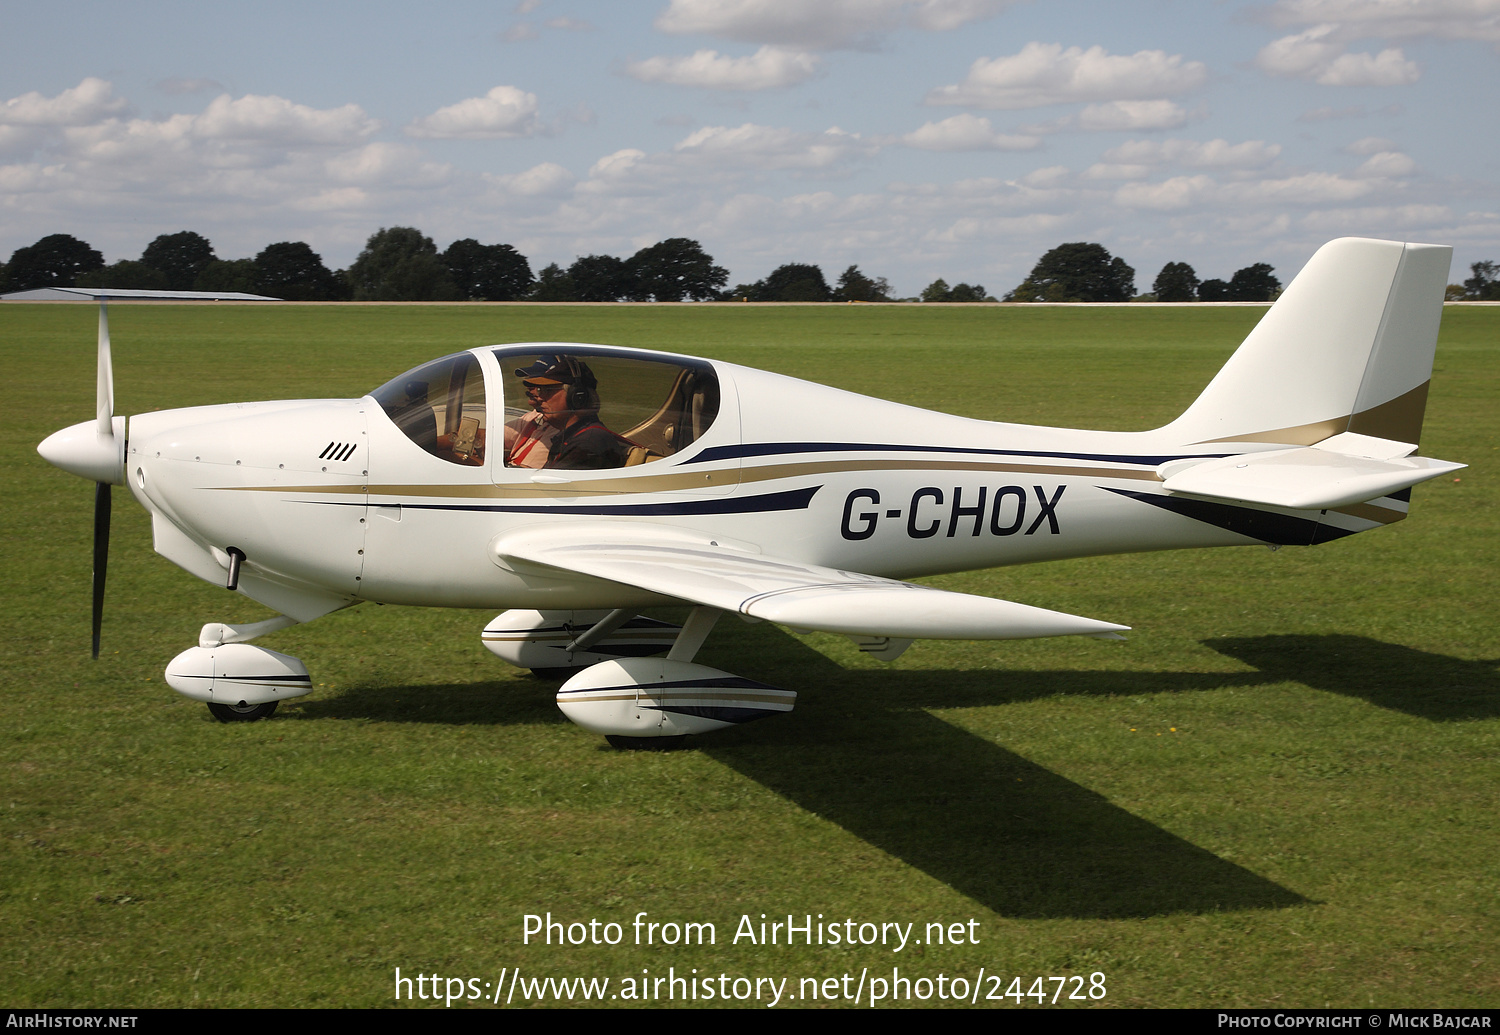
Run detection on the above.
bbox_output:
[517,354,600,413]
[556,356,599,412]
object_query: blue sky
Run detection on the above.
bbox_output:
[3,0,1497,296]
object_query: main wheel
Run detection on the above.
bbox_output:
[207,701,279,723]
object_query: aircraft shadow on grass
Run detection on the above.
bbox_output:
[298,679,567,726]
[693,624,1299,920]
[302,622,1304,920]
[705,630,1496,918]
[299,626,1495,919]
[1205,635,1500,722]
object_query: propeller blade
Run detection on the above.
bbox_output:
[90,300,116,657]
[97,300,114,436]
[92,481,111,659]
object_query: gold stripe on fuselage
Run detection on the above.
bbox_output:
[222,456,1163,499]
[1196,381,1430,447]
[1329,500,1408,525]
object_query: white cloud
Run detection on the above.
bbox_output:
[1256,24,1344,76]
[1298,104,1368,121]
[1023,165,1070,188]
[1026,100,1195,134]
[405,86,540,139]
[501,21,540,42]
[1083,163,1150,180]
[1315,48,1421,85]
[899,114,1039,150]
[1266,0,1500,46]
[1116,171,1379,211]
[1239,173,1380,204]
[290,187,372,213]
[907,0,1021,31]
[672,123,877,170]
[324,143,450,187]
[503,15,593,41]
[653,0,1016,50]
[58,95,378,166]
[0,78,127,127]
[1074,100,1190,131]
[1104,138,1282,169]
[656,0,908,48]
[1299,203,1452,231]
[1256,25,1419,85]
[196,94,380,144]
[624,46,822,90]
[587,148,648,180]
[927,43,1208,109]
[1355,151,1416,177]
[31,91,377,158]
[0,125,42,157]
[487,161,576,197]
[61,115,194,165]
[0,42,1488,308]
[1343,136,1396,154]
[924,211,1074,248]
[0,86,444,261]
[0,163,62,193]
[155,77,227,96]
[563,123,879,214]
[1114,173,1216,211]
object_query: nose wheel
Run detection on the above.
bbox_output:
[166,635,311,721]
[207,701,280,723]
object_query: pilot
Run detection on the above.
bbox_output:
[509,355,631,470]
[504,398,558,469]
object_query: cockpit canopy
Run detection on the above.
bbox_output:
[370,348,719,470]
[371,352,488,466]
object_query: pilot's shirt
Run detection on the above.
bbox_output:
[547,415,630,470]
[505,410,558,468]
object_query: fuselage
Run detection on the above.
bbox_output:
[119,342,1400,623]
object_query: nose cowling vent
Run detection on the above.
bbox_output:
[319,442,358,462]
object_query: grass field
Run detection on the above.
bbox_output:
[2,301,1495,1009]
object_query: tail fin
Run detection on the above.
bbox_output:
[1161,238,1451,447]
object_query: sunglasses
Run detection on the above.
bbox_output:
[523,382,565,396]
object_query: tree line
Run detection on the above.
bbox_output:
[7,228,1497,303]
[0,228,894,303]
[1003,242,1283,303]
[0,231,347,300]
[1450,261,1500,301]
[1008,242,1500,302]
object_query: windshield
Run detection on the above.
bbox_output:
[370,352,488,466]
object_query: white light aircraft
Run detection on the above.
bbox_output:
[38,238,1465,745]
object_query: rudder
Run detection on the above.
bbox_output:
[1160,238,1451,447]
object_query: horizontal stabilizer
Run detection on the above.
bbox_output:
[1160,432,1464,510]
[494,522,1127,641]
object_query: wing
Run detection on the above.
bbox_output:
[494,521,1127,641]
